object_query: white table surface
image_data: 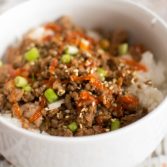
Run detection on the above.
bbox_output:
[0,0,167,167]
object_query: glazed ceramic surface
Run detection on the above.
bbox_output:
[0,1,167,167]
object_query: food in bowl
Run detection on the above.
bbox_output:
[0,16,165,137]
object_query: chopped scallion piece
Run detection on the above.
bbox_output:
[65,45,78,55]
[24,47,40,62]
[44,88,58,103]
[96,67,107,81]
[14,76,28,88]
[61,54,71,64]
[111,119,120,131]
[118,43,128,55]
[23,85,32,92]
[68,122,78,132]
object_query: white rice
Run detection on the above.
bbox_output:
[128,51,166,111]
[136,51,166,87]
[27,27,54,40]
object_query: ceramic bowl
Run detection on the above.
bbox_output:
[0,0,167,167]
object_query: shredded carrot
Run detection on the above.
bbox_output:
[65,32,80,45]
[43,35,53,42]
[45,23,62,32]
[78,90,97,107]
[10,68,29,78]
[98,95,112,108]
[91,80,105,90]
[79,39,90,51]
[12,103,22,118]
[29,96,46,123]
[39,96,47,107]
[72,31,95,44]
[44,76,55,87]
[70,74,97,82]
[65,31,95,46]
[80,91,96,101]
[49,58,58,75]
[123,58,147,72]
[70,74,111,92]
[118,95,139,106]
[29,108,42,123]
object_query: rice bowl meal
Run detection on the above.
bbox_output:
[0,16,166,137]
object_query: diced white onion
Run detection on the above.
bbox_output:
[45,99,64,111]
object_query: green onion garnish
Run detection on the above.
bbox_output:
[24,47,40,62]
[44,88,58,103]
[111,119,121,131]
[14,76,28,88]
[68,122,78,132]
[23,85,32,92]
[118,43,128,55]
[96,67,107,81]
[61,54,72,64]
[65,45,78,55]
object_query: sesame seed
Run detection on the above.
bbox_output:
[57,113,60,118]
[58,89,65,96]
[85,52,92,58]
[65,115,70,119]
[105,128,110,132]
[90,67,97,74]
[79,112,83,118]
[109,85,114,90]
[85,60,92,66]
[64,110,70,114]
[73,69,79,76]
[92,101,96,107]
[79,124,83,129]
[81,108,88,112]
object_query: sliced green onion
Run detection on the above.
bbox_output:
[65,45,78,55]
[61,54,72,64]
[23,85,32,92]
[0,60,3,67]
[14,76,28,88]
[111,119,120,131]
[24,47,40,62]
[44,88,58,103]
[99,39,110,50]
[118,43,128,55]
[68,122,78,132]
[96,67,107,81]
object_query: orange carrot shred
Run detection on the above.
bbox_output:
[29,108,42,123]
[118,95,139,106]
[49,58,58,75]
[123,58,147,72]
[12,103,22,118]
[29,97,46,123]
[45,23,62,32]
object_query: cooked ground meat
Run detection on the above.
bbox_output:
[0,16,150,137]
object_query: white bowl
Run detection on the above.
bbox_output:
[0,0,167,167]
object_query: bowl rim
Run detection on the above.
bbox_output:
[0,0,167,143]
